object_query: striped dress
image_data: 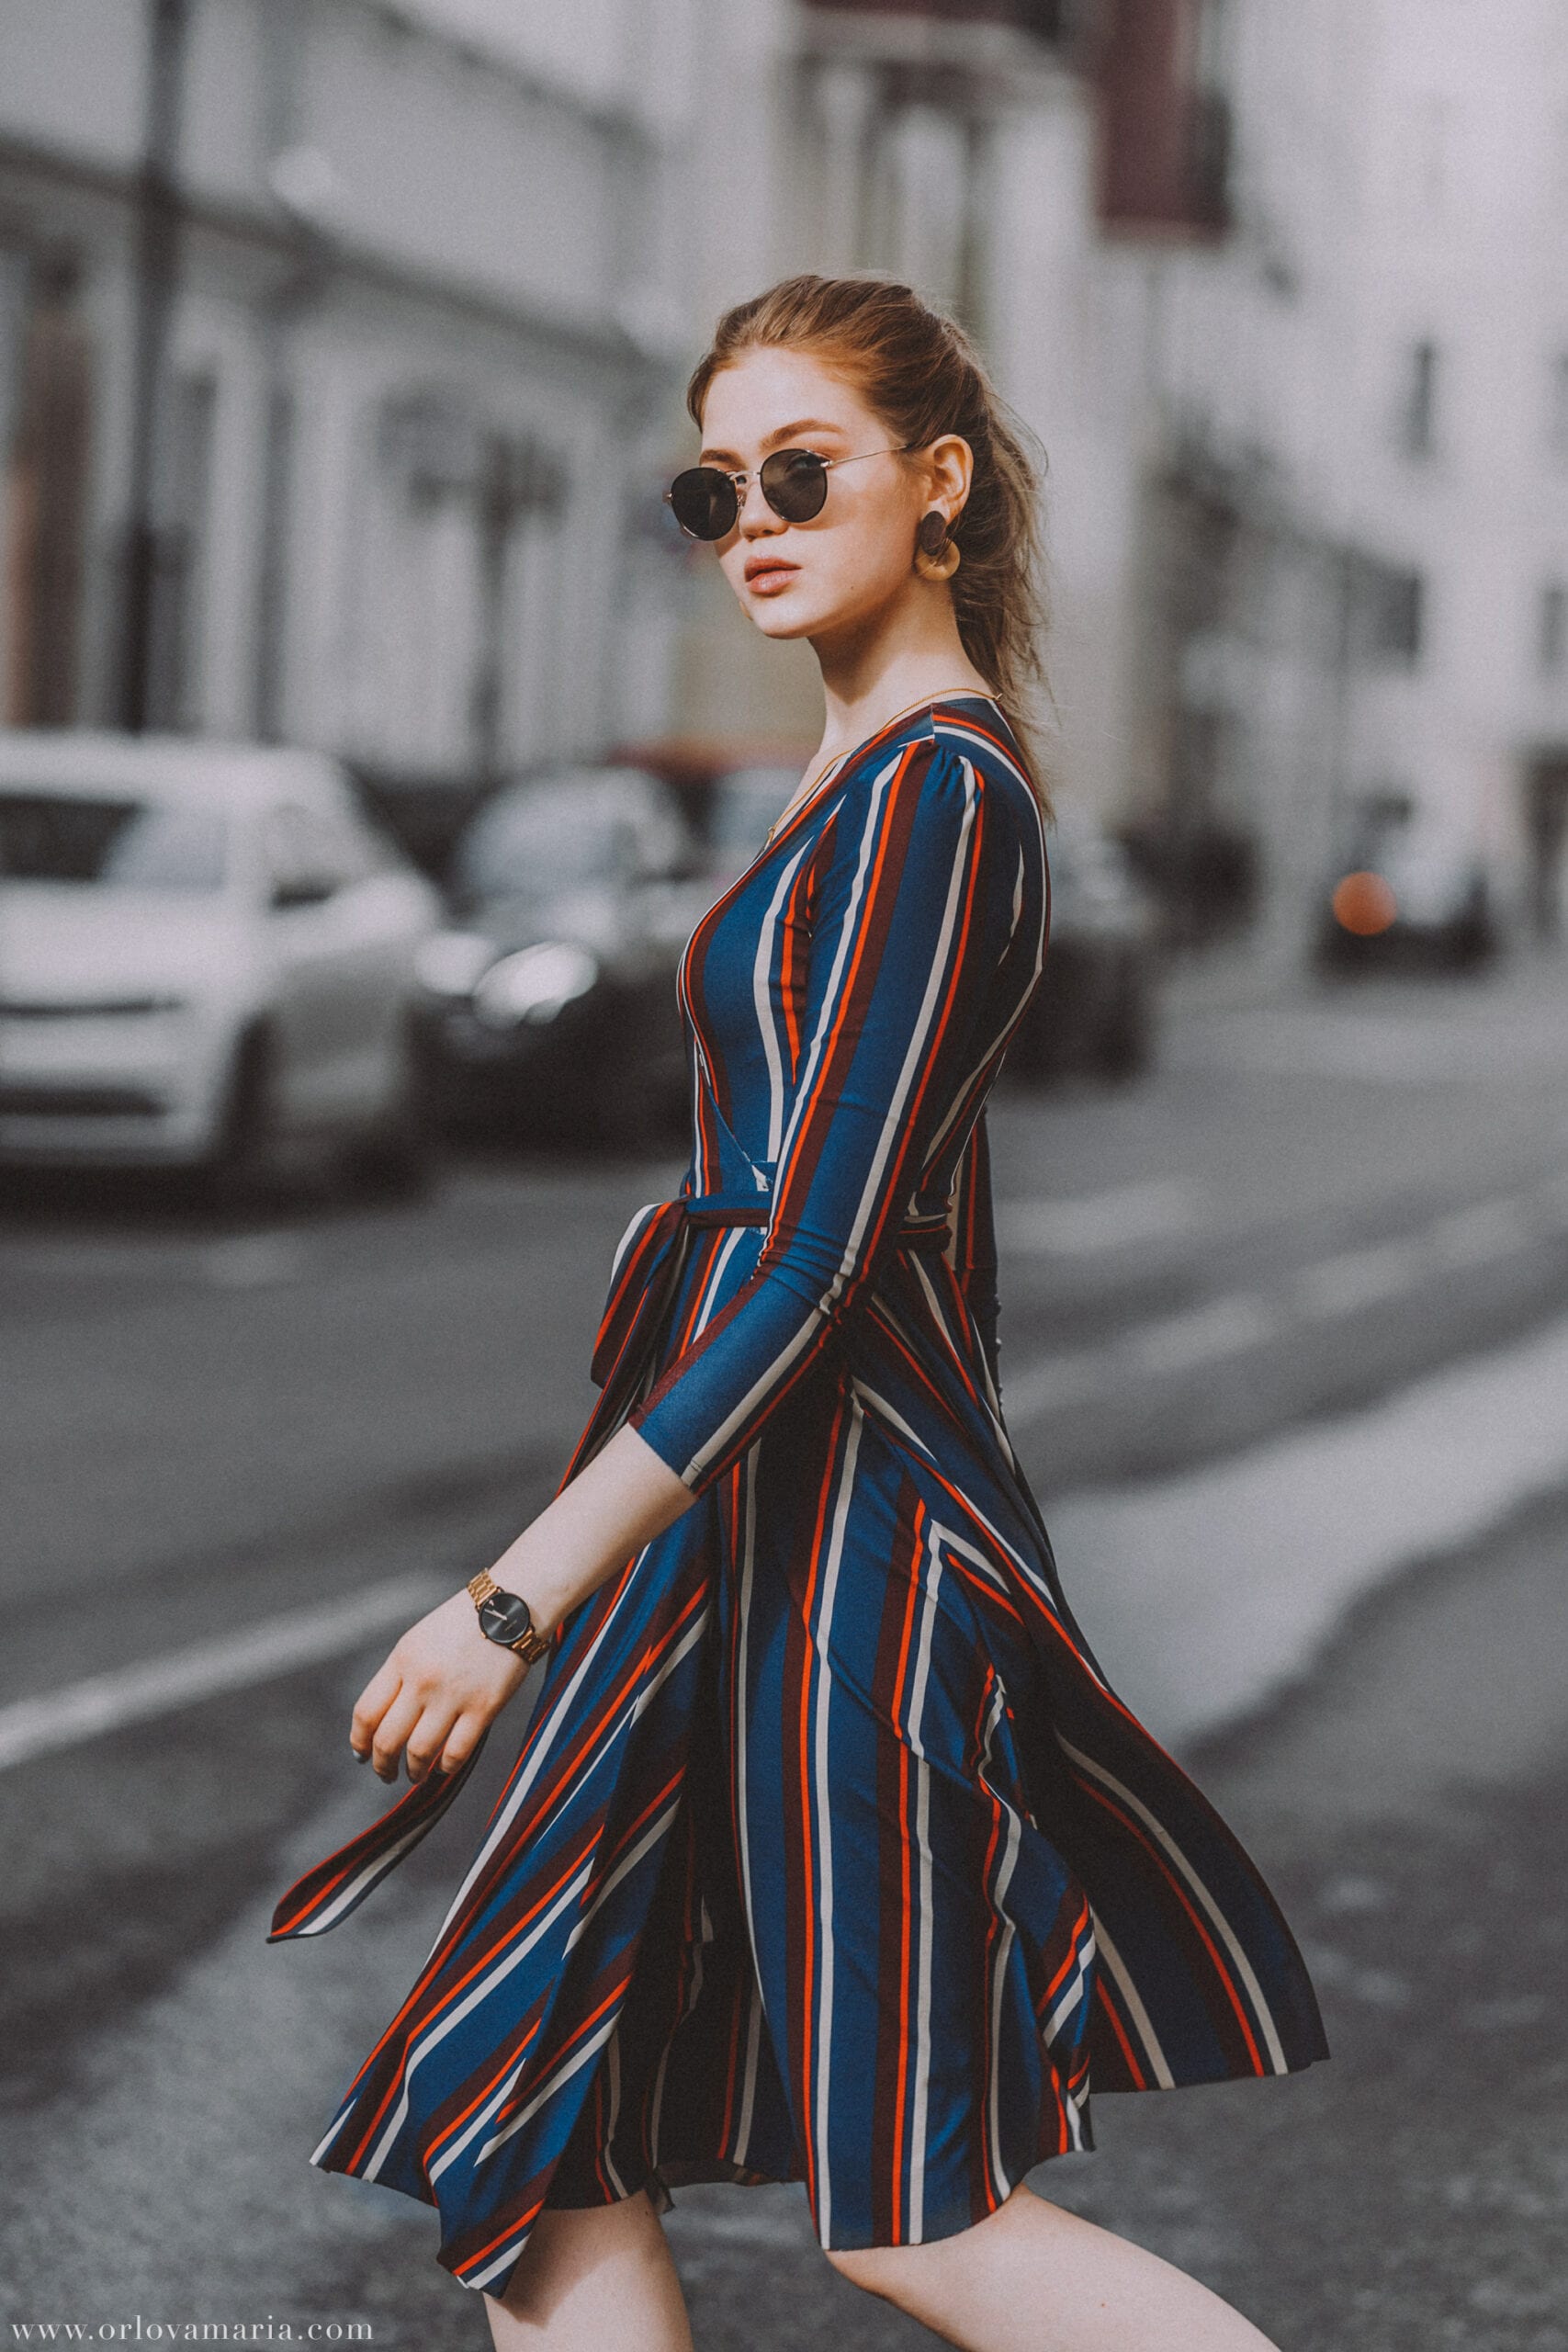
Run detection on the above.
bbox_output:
[268,694,1327,2298]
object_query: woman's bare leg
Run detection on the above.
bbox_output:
[483,2189,694,2351]
[827,2180,1281,2352]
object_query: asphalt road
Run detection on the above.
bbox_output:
[4,951,1568,2347]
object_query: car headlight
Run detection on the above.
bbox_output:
[414,931,498,998]
[472,942,599,1028]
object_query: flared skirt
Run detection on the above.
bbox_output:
[268,1222,1327,2299]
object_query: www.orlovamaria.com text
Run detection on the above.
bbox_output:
[10,2324,374,2343]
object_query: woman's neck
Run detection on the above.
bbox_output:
[808,592,994,771]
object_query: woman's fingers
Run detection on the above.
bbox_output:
[436,1710,490,1777]
[349,1592,532,1780]
[350,1654,403,1761]
[368,1682,425,1781]
[404,1698,463,1785]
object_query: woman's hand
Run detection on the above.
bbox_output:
[350,1588,530,1785]
[346,1426,694,1787]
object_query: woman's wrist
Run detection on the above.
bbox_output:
[480,1528,585,1642]
[468,1422,697,1643]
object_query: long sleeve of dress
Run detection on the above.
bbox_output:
[946,1104,1002,1399]
[628,735,1024,1499]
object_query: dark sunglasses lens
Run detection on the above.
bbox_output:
[761,449,829,522]
[669,467,738,540]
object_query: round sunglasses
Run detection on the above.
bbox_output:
[665,442,916,542]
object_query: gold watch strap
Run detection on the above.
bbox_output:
[467,1569,551,1665]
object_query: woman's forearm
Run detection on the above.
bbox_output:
[485,1422,698,1637]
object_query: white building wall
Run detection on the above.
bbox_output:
[987,85,1147,823]
[0,0,686,771]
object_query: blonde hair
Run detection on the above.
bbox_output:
[687,273,1055,815]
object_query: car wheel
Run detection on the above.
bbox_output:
[1444,909,1496,971]
[201,1023,284,1208]
[1100,959,1156,1080]
[341,1035,439,1201]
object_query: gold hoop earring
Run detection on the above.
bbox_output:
[914,508,961,582]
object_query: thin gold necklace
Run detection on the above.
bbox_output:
[763,687,997,847]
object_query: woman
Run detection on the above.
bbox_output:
[269,276,1327,2349]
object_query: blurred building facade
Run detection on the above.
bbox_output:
[663,0,1568,948]
[3,0,1565,944]
[0,0,690,786]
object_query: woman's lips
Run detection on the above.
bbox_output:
[745,562,799,596]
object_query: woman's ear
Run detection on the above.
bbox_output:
[924,432,974,522]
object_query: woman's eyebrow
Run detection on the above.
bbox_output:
[698,418,850,465]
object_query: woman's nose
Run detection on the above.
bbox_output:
[737,475,783,533]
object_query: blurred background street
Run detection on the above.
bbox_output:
[3,0,1568,2345]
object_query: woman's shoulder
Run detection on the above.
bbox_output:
[926,697,1043,820]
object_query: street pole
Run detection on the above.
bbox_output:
[118,0,190,733]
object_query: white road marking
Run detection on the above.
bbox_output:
[199,1234,310,1286]
[0,1572,448,1772]
[995,1180,1192,1256]
[998,1349,1107,1422]
[1129,1293,1280,1375]
[1170,1007,1568,1085]
[1047,1307,1568,1746]
[1004,1174,1568,1422]
[1425,1199,1531,1269]
[1293,1237,1428,1320]
[5,1230,310,1285]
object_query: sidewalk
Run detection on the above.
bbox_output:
[1157,927,1568,1024]
[1157,936,1305,1019]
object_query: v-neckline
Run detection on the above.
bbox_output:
[762,690,1001,859]
[687,692,1004,944]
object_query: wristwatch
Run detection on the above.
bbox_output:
[467,1569,552,1667]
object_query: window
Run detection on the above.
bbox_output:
[1371,568,1424,664]
[1399,340,1438,458]
[1348,557,1425,667]
[0,792,228,890]
[1540,581,1568,675]
[146,370,218,730]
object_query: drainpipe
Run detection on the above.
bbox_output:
[117,0,190,732]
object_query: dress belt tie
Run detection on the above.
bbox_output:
[579,1189,949,1468]
[682,1197,953,1249]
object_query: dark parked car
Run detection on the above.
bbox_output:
[1314,797,1496,973]
[1005,819,1159,1082]
[696,764,805,886]
[412,765,712,1145]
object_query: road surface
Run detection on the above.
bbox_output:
[4,953,1568,2349]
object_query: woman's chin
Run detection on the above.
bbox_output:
[743,595,825,642]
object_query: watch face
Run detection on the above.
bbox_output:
[479,1591,534,1648]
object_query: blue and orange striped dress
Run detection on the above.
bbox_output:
[268,694,1327,2298]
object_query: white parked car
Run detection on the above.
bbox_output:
[0,733,444,1188]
